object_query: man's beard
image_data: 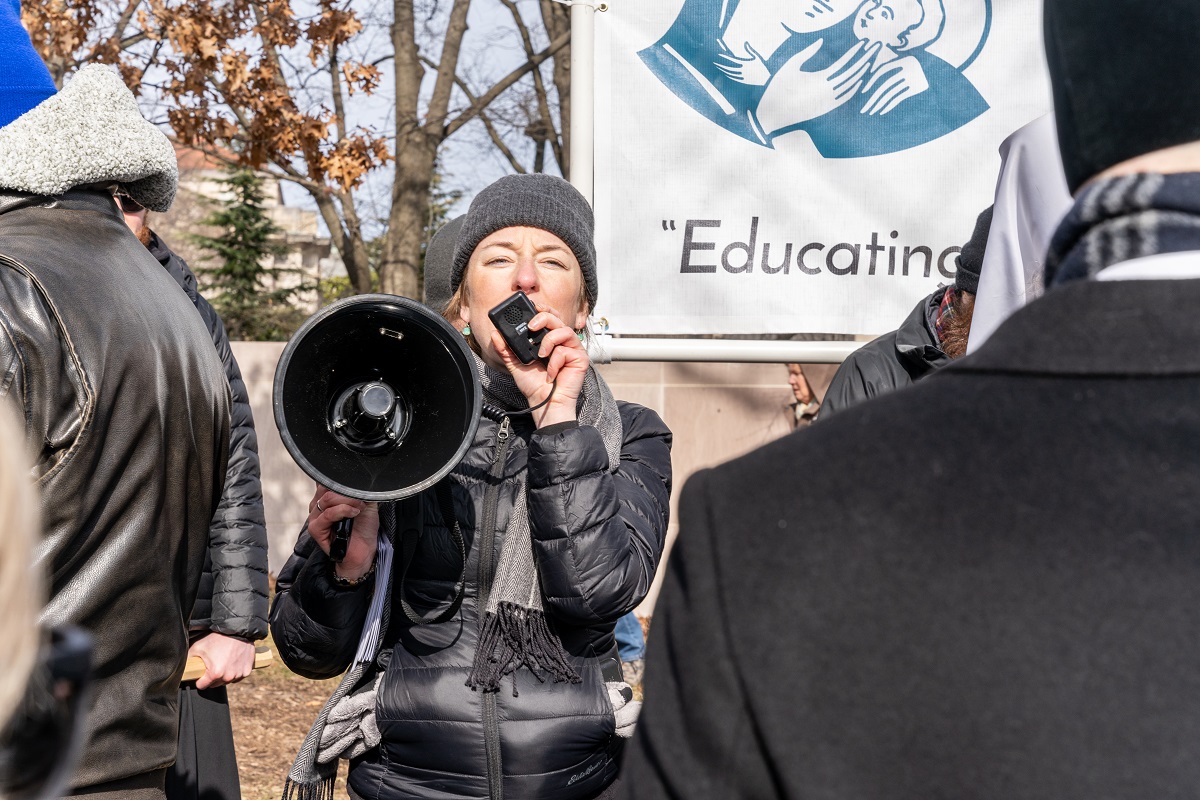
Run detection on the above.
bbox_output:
[136,221,154,247]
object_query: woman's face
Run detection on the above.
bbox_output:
[459,225,588,371]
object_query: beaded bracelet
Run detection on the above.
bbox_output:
[330,559,376,588]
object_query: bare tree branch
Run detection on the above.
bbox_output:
[498,0,562,170]
[444,29,568,138]
[422,54,527,174]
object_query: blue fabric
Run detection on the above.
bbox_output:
[614,612,645,662]
[0,0,56,128]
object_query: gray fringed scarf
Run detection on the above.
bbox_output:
[466,353,624,694]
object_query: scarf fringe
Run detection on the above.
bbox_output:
[467,602,581,695]
[281,774,336,800]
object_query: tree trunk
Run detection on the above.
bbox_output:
[380,134,437,298]
[379,0,472,299]
[540,0,571,178]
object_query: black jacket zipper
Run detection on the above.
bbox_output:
[479,416,511,800]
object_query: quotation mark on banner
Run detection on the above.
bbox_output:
[661,220,677,231]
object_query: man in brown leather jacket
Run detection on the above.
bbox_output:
[0,11,231,798]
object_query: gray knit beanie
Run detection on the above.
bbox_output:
[451,174,597,307]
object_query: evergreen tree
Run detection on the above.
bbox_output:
[192,168,309,341]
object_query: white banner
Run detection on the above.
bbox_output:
[594,0,1053,335]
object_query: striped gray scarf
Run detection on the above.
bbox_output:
[1046,173,1200,285]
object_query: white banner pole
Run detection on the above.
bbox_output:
[569,0,597,205]
[589,337,863,364]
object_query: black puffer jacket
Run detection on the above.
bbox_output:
[271,402,672,800]
[147,231,268,641]
[0,190,229,786]
[819,287,950,420]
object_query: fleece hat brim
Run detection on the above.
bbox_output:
[0,64,178,211]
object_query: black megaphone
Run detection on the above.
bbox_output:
[274,295,482,559]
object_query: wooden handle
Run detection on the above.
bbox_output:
[182,644,274,683]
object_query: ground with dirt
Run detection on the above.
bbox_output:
[227,637,346,800]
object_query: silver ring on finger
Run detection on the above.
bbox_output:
[316,500,325,512]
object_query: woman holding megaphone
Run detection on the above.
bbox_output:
[271,174,673,800]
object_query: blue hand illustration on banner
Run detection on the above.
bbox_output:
[639,0,991,156]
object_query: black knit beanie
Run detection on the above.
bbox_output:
[1044,0,1200,193]
[422,215,464,313]
[954,205,991,294]
[452,174,597,308]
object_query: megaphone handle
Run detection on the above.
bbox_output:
[329,517,354,562]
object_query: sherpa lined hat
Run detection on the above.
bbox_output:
[451,174,598,307]
[1044,0,1200,193]
[0,0,56,128]
[954,205,992,294]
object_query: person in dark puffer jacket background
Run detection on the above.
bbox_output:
[118,196,269,800]
[270,174,673,800]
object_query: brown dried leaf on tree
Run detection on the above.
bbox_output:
[28,0,571,301]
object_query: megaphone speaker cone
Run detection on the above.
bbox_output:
[274,294,482,502]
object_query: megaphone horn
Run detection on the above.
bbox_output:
[274,295,482,558]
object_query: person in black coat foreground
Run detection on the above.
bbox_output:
[818,205,991,420]
[271,174,672,800]
[620,1,1200,798]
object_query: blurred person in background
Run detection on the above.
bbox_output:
[0,399,42,734]
[117,194,269,800]
[818,205,991,419]
[784,363,820,429]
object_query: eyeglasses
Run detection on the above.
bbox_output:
[113,192,146,214]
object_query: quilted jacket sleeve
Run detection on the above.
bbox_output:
[526,401,672,624]
[162,245,268,641]
[269,526,375,680]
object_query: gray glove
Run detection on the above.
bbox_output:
[318,673,382,763]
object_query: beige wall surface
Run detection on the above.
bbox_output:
[232,342,835,614]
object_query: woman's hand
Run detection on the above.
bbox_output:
[308,484,380,581]
[490,310,589,428]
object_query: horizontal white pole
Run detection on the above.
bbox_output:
[589,336,865,364]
